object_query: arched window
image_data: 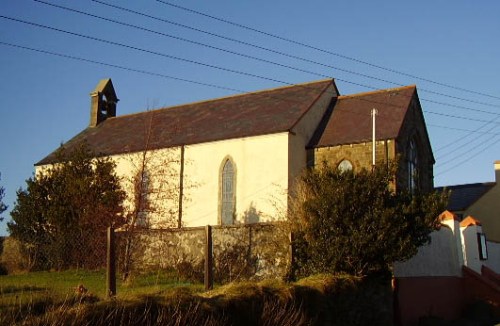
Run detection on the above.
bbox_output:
[221,159,235,225]
[407,139,418,193]
[337,159,353,173]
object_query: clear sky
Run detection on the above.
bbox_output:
[1,1,499,235]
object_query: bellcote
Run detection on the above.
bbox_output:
[89,78,119,127]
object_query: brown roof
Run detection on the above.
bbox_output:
[37,79,334,165]
[309,85,416,148]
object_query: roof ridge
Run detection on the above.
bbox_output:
[337,85,416,100]
[112,79,333,120]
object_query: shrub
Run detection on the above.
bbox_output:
[0,237,32,273]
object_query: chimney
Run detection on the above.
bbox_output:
[90,78,119,127]
[495,161,500,183]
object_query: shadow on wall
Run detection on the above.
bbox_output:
[243,203,262,224]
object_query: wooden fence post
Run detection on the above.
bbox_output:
[107,227,116,297]
[205,225,213,290]
[288,231,295,281]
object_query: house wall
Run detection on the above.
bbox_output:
[394,276,465,326]
[392,223,466,324]
[288,83,337,187]
[461,223,484,274]
[395,99,435,192]
[311,99,434,193]
[463,162,500,242]
[114,147,182,228]
[113,132,291,227]
[110,84,337,229]
[484,241,500,273]
[183,132,290,226]
[393,224,462,277]
[393,216,500,325]
[312,140,394,171]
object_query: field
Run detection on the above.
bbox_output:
[0,269,202,306]
[0,271,396,325]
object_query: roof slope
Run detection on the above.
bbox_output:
[436,183,495,212]
[309,85,416,148]
[37,79,333,165]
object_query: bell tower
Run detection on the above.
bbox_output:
[89,78,119,127]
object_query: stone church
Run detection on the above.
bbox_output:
[37,78,434,228]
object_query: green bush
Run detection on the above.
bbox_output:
[0,237,31,274]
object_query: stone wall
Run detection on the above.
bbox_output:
[118,223,290,281]
[312,140,394,171]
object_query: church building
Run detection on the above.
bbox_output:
[36,78,434,228]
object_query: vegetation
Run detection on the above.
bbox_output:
[7,144,126,270]
[120,110,191,280]
[289,161,448,277]
[0,272,392,326]
[0,269,201,306]
[0,172,7,222]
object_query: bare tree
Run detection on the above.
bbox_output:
[120,110,194,279]
[0,173,7,222]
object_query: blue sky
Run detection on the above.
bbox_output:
[1,1,499,235]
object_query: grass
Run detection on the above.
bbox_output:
[0,272,396,325]
[0,269,203,309]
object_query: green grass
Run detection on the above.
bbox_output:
[0,269,203,309]
[0,273,398,326]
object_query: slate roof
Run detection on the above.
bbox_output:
[436,183,495,212]
[37,79,334,165]
[309,85,416,148]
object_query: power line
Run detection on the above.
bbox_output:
[0,41,243,93]
[79,0,500,154]
[3,13,496,135]
[435,135,500,176]
[83,0,500,112]
[155,0,500,102]
[11,3,500,122]
[3,13,497,170]
[427,123,500,137]
[0,15,296,87]
[0,15,444,122]
[434,116,500,157]
[2,39,493,180]
[0,40,410,126]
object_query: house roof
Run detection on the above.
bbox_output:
[436,182,496,212]
[37,79,334,165]
[308,85,416,148]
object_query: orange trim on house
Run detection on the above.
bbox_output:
[460,216,482,227]
[439,210,459,222]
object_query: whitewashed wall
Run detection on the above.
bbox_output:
[394,215,500,276]
[393,223,462,277]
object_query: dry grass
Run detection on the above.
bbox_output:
[0,273,393,326]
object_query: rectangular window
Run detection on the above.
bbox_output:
[477,233,488,260]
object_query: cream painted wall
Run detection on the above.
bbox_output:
[182,132,290,226]
[37,132,298,229]
[464,162,500,242]
[113,148,182,228]
[111,132,291,227]
[288,83,337,185]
